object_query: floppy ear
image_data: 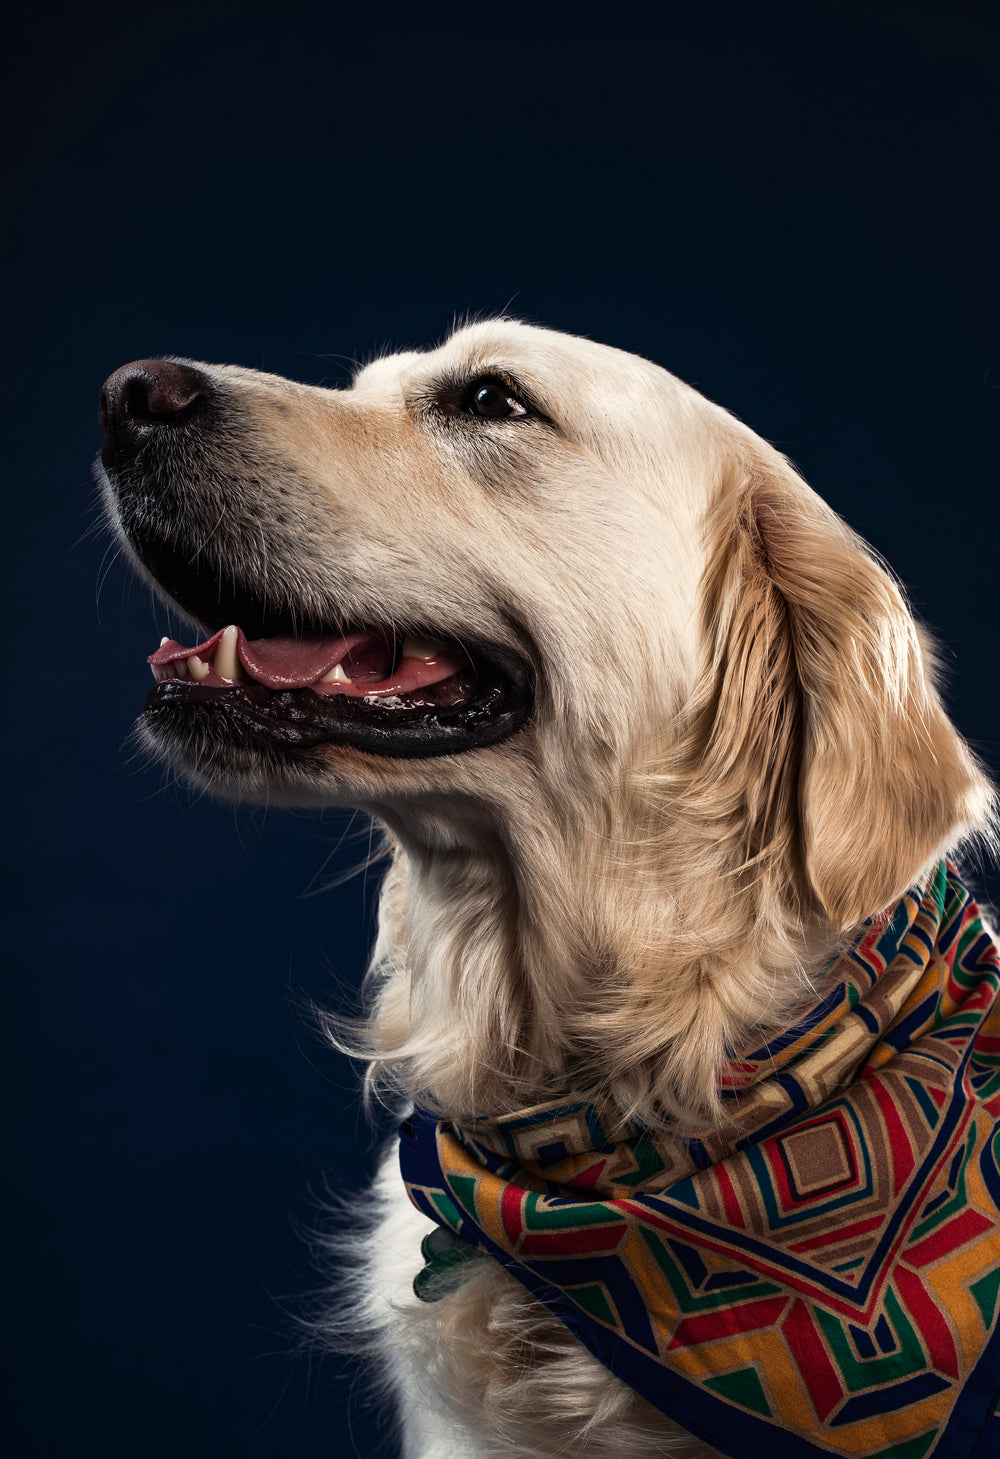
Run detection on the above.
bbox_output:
[704,453,992,931]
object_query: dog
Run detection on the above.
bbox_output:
[98,321,1000,1459]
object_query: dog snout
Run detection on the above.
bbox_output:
[99,359,207,468]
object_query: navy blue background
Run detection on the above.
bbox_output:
[4,3,998,1455]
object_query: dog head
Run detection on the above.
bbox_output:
[98,323,716,810]
[99,320,993,1116]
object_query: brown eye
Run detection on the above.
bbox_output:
[466,378,528,420]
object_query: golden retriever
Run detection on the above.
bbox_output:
[97,321,996,1458]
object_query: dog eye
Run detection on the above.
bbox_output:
[465,378,528,420]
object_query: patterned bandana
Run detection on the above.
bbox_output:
[400,861,1000,1458]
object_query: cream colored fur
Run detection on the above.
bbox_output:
[127,322,994,1457]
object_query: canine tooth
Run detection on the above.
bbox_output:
[402,634,446,661]
[151,664,163,682]
[173,659,188,679]
[159,636,170,647]
[214,625,243,681]
[320,662,350,683]
[188,655,209,681]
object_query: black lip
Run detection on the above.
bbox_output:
[143,646,532,760]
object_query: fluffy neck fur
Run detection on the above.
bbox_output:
[358,740,826,1135]
[346,451,992,1136]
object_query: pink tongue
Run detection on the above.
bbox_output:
[148,628,390,688]
[240,632,388,687]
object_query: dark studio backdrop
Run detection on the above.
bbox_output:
[4,2,998,1454]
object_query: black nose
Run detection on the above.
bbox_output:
[99,359,207,468]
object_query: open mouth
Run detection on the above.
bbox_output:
[143,621,533,760]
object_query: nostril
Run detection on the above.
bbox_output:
[121,376,155,424]
[120,377,154,423]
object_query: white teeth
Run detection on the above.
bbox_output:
[173,659,188,679]
[213,624,243,681]
[402,634,446,661]
[320,661,350,683]
[159,636,170,647]
[151,664,163,682]
[188,655,209,681]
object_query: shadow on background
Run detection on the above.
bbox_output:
[4,2,998,1454]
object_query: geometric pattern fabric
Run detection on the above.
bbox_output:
[401,861,1000,1457]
